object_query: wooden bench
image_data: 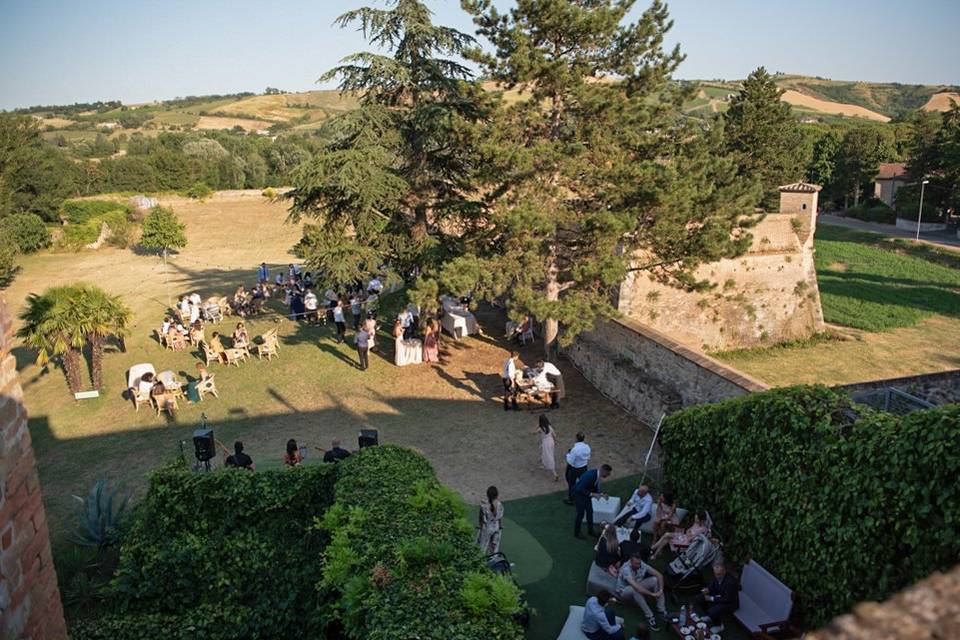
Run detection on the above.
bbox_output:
[734,560,794,639]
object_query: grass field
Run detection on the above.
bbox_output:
[6,193,652,570]
[714,225,960,385]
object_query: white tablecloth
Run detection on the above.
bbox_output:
[127,363,156,389]
[394,338,423,366]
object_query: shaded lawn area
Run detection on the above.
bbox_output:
[814,225,960,331]
[494,475,751,640]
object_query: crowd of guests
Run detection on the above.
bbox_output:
[213,436,356,471]
[501,351,563,410]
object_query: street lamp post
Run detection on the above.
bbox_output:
[915,179,929,241]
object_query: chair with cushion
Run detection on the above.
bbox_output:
[126,363,156,412]
[557,605,624,640]
[734,561,794,639]
[585,562,617,597]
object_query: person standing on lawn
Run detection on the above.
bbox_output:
[564,432,591,505]
[355,326,371,371]
[574,463,612,539]
[476,485,503,555]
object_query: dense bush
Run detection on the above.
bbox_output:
[316,445,525,640]
[0,213,51,252]
[660,386,960,628]
[70,463,337,639]
[185,181,213,199]
[57,210,131,250]
[61,199,128,225]
[0,236,18,284]
[843,202,896,224]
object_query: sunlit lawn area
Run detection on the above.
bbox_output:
[714,224,960,385]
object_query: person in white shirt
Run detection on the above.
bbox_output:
[188,302,200,325]
[367,277,383,294]
[189,292,202,306]
[501,350,519,411]
[564,432,591,505]
[179,296,191,316]
[534,359,563,409]
[333,299,346,343]
[303,289,319,324]
[616,552,667,631]
[581,591,624,640]
[350,295,362,330]
[615,484,654,537]
[291,263,302,277]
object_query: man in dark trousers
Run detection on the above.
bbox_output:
[322,438,351,463]
[696,562,740,633]
[563,432,591,505]
[573,463,612,539]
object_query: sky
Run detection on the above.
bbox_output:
[1,0,958,110]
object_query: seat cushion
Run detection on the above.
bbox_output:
[557,605,624,640]
[639,505,688,534]
[734,594,769,633]
[586,562,617,596]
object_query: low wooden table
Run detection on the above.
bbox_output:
[668,613,718,640]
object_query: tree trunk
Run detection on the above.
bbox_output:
[411,203,428,242]
[853,183,860,207]
[90,333,104,390]
[543,266,561,360]
[62,348,83,395]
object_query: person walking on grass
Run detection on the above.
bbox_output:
[355,326,371,371]
[574,464,612,539]
[333,298,346,343]
[532,414,559,481]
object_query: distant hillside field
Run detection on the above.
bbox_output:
[922,92,960,112]
[779,89,889,122]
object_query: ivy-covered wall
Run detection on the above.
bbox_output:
[660,385,960,628]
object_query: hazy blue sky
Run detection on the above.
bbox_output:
[1,0,958,110]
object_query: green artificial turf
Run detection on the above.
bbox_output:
[492,475,751,640]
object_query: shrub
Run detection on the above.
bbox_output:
[61,199,127,225]
[0,236,19,284]
[139,206,186,255]
[71,477,130,550]
[844,202,896,224]
[185,181,213,199]
[314,445,525,640]
[262,186,277,199]
[70,464,337,639]
[660,386,960,628]
[0,213,51,252]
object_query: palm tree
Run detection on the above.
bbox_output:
[17,286,86,395]
[74,284,130,390]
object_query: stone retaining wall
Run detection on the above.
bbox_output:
[566,318,768,427]
[837,369,960,406]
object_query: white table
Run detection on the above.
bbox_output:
[394,338,423,366]
[441,307,478,339]
[591,496,621,525]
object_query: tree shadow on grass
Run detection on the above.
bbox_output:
[819,273,960,321]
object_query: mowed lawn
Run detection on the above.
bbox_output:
[5,192,654,562]
[715,224,960,385]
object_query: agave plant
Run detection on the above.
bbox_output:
[71,477,130,550]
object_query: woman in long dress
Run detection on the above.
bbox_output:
[532,415,559,481]
[422,321,439,363]
[477,485,503,555]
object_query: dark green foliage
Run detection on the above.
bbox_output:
[907,103,960,213]
[71,477,130,550]
[289,0,487,286]
[439,0,756,356]
[660,386,960,627]
[835,127,886,207]
[69,464,337,639]
[0,212,51,252]
[0,236,18,285]
[316,445,524,640]
[842,202,896,224]
[724,67,805,208]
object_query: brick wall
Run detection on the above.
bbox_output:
[0,302,67,640]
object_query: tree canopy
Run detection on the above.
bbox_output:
[139,206,186,255]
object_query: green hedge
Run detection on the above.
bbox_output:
[316,445,525,640]
[843,203,896,224]
[660,386,960,628]
[61,199,129,225]
[58,210,131,250]
[71,463,336,639]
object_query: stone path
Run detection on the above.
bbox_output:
[819,214,960,250]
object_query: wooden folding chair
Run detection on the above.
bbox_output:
[153,393,178,416]
[222,348,244,367]
[200,342,220,366]
[131,387,151,412]
[156,329,170,350]
[256,334,279,360]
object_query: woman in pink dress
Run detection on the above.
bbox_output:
[422,320,440,363]
[532,415,558,481]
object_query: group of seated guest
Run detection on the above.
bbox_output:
[500,351,564,410]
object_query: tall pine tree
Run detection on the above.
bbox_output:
[287,0,489,288]
[723,67,804,209]
[433,0,756,356]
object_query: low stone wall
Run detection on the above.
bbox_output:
[566,318,768,427]
[837,369,960,406]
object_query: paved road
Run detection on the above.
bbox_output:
[818,213,960,250]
